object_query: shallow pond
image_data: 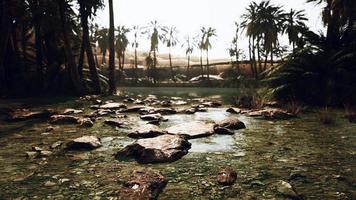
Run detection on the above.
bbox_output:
[0,87,355,199]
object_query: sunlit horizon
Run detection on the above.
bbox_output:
[95,0,324,59]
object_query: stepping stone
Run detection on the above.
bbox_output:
[66,136,101,151]
[216,117,246,130]
[115,135,191,163]
[166,121,215,139]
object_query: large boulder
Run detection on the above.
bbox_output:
[166,121,215,139]
[119,169,168,200]
[49,115,80,124]
[115,135,191,164]
[66,136,102,151]
[216,118,246,130]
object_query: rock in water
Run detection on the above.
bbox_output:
[214,127,234,135]
[119,169,168,200]
[66,136,101,151]
[217,167,237,186]
[128,129,167,139]
[115,135,191,164]
[216,118,246,130]
[79,118,94,128]
[49,115,80,124]
[166,121,215,139]
[99,102,127,110]
[226,107,241,114]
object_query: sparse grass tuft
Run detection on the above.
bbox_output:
[318,107,335,125]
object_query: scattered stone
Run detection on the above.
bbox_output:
[217,167,237,186]
[115,135,191,163]
[99,102,127,110]
[32,146,43,152]
[216,118,246,130]
[202,101,222,107]
[62,108,83,115]
[49,115,80,124]
[119,169,168,200]
[39,150,53,157]
[172,100,188,106]
[184,108,196,114]
[59,178,70,184]
[226,107,241,114]
[26,151,38,158]
[214,127,234,135]
[44,181,56,187]
[128,129,167,139]
[140,113,163,121]
[154,108,177,115]
[166,121,215,139]
[104,119,125,128]
[66,136,102,151]
[276,180,299,198]
[160,101,172,107]
[51,141,63,149]
[79,118,94,128]
[147,120,160,125]
[122,106,147,113]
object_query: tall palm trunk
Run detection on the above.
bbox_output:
[186,54,190,74]
[206,49,210,82]
[169,47,174,82]
[108,0,116,94]
[152,49,157,84]
[79,6,101,94]
[21,21,27,61]
[248,37,253,78]
[200,49,203,77]
[57,0,84,95]
[101,50,106,64]
[134,46,138,82]
[251,37,258,79]
[78,37,85,79]
[256,40,262,76]
[0,0,11,92]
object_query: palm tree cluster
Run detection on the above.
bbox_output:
[266,0,356,106]
[241,0,308,79]
[0,0,115,96]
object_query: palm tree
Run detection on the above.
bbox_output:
[195,33,205,78]
[283,9,308,52]
[115,25,130,83]
[57,0,84,95]
[229,22,242,73]
[182,35,194,74]
[108,0,116,94]
[131,25,141,82]
[201,27,217,82]
[97,28,109,64]
[163,26,179,82]
[144,20,165,84]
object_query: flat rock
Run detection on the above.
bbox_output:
[128,129,167,139]
[217,167,237,186]
[115,134,191,163]
[140,113,163,121]
[166,121,215,139]
[8,109,54,121]
[62,108,83,115]
[104,119,125,128]
[154,108,177,115]
[49,115,80,124]
[201,101,222,107]
[99,102,127,110]
[248,108,295,120]
[214,127,234,135]
[119,169,168,200]
[122,106,147,113]
[66,136,101,151]
[216,118,246,130]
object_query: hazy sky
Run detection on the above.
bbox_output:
[95,0,324,59]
